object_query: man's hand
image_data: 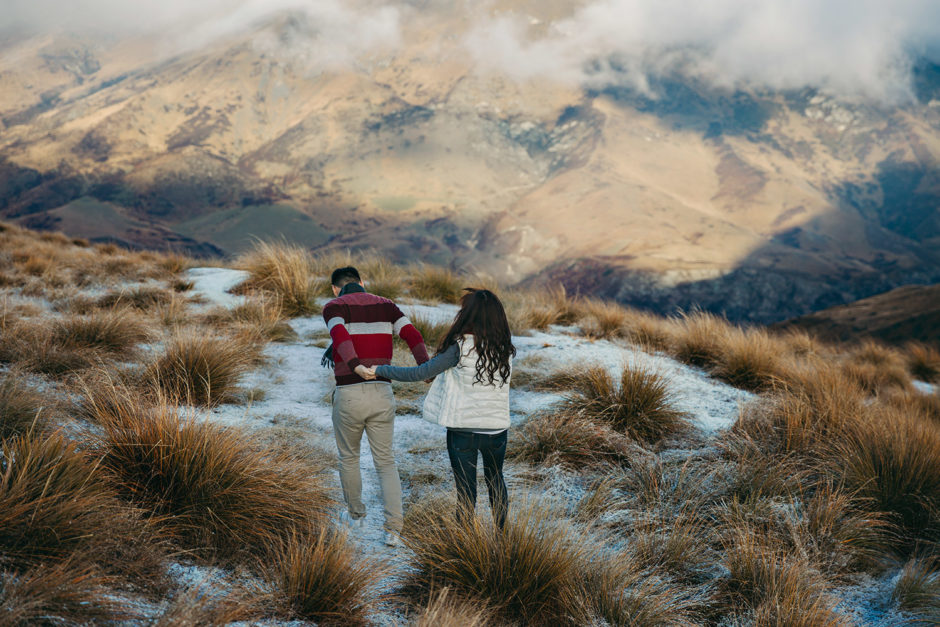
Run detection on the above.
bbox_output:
[355,364,377,380]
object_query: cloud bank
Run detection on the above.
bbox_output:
[464,0,940,102]
[4,0,940,101]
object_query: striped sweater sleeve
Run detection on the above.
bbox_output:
[323,301,362,371]
[391,304,430,365]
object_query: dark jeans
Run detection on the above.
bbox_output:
[446,429,508,529]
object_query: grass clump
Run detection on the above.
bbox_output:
[235,241,322,317]
[402,498,591,626]
[0,561,129,625]
[87,384,334,561]
[835,408,940,551]
[268,527,383,625]
[145,330,258,406]
[411,588,495,627]
[51,309,150,357]
[721,528,846,625]
[505,286,575,332]
[510,412,637,469]
[905,342,940,383]
[842,339,912,393]
[711,327,785,391]
[96,286,173,311]
[407,265,464,303]
[562,366,689,444]
[892,556,940,622]
[402,312,450,352]
[671,310,731,368]
[577,298,629,339]
[206,298,297,343]
[0,372,52,440]
[0,432,125,570]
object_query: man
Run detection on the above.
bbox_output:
[321,266,429,546]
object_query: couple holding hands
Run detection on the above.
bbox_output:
[321,266,514,547]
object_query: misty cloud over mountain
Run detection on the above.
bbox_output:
[5,0,940,101]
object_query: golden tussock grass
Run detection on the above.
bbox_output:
[561,366,689,444]
[710,327,788,392]
[51,308,151,358]
[96,285,173,311]
[407,264,464,303]
[586,561,699,627]
[0,318,101,377]
[411,588,496,627]
[0,431,165,585]
[504,286,575,332]
[834,407,940,551]
[85,383,335,562]
[267,527,385,626]
[235,241,322,316]
[402,497,592,626]
[0,371,54,440]
[671,310,732,369]
[145,329,259,406]
[892,556,940,622]
[510,411,638,469]
[905,342,940,383]
[204,297,297,343]
[0,560,130,625]
[152,582,267,627]
[628,506,714,582]
[842,339,913,394]
[576,298,631,339]
[720,527,847,625]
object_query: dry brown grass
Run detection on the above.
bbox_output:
[0,561,130,625]
[561,366,689,444]
[51,309,151,358]
[152,582,267,626]
[510,411,638,469]
[504,286,575,332]
[0,371,54,440]
[671,310,732,369]
[842,339,913,394]
[96,285,173,311]
[204,297,297,343]
[411,588,495,627]
[585,560,699,626]
[619,308,676,351]
[0,318,99,377]
[0,432,156,575]
[721,527,847,625]
[402,497,592,626]
[268,527,384,625]
[145,329,259,406]
[407,265,464,303]
[892,556,940,622]
[577,298,630,339]
[404,312,451,351]
[86,384,334,562]
[835,407,940,551]
[235,241,322,316]
[711,327,787,392]
[905,342,940,383]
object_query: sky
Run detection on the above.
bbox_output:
[4,0,940,102]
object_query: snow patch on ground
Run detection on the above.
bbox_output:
[913,379,937,395]
[184,267,249,308]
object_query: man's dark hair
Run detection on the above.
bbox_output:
[331,266,361,287]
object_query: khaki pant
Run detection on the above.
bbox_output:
[331,382,403,533]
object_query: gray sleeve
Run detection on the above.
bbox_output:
[375,343,459,382]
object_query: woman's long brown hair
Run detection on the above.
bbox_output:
[437,288,515,386]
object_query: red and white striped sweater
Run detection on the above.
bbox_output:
[322,292,429,386]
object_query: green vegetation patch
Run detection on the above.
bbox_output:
[175,204,330,255]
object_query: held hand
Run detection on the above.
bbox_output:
[355,365,377,380]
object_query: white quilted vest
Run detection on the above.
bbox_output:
[421,338,511,429]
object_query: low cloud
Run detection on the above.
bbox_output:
[463,0,940,102]
[5,0,940,101]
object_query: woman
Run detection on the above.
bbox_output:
[362,288,515,529]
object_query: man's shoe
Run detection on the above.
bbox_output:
[340,511,365,530]
[383,530,402,547]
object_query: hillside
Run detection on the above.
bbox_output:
[0,223,939,624]
[2,2,940,322]
[776,283,940,345]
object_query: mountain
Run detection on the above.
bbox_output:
[774,283,940,346]
[2,2,940,323]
